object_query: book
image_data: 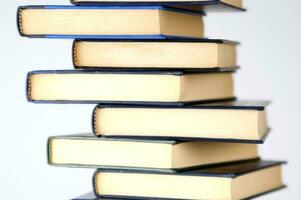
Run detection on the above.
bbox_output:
[93,100,269,143]
[26,70,235,105]
[73,39,237,71]
[48,134,258,172]
[73,186,286,200]
[17,5,204,39]
[70,0,245,12]
[93,160,286,200]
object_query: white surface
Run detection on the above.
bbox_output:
[0,0,300,199]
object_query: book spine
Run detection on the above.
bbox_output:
[72,40,79,69]
[92,105,98,136]
[17,6,49,38]
[25,72,33,102]
[16,7,25,37]
[47,136,54,165]
[92,170,99,197]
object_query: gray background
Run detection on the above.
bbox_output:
[0,0,299,199]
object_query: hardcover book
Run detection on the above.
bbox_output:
[26,70,235,105]
[18,5,204,39]
[71,0,245,13]
[93,100,269,143]
[93,160,286,200]
[48,134,258,172]
[72,187,286,200]
[73,39,238,71]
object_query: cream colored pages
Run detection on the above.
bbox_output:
[50,138,172,168]
[19,8,203,37]
[179,73,233,101]
[159,10,203,37]
[20,9,160,35]
[28,73,180,102]
[172,142,257,168]
[95,172,232,199]
[232,166,283,199]
[222,0,242,8]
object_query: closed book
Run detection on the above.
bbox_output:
[93,160,286,200]
[73,39,238,71]
[93,100,269,143]
[72,187,286,200]
[48,134,258,172]
[18,5,203,39]
[70,0,245,12]
[26,70,235,105]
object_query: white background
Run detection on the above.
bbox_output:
[0,0,300,199]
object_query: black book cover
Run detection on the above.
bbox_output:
[95,100,270,110]
[73,38,239,43]
[95,160,286,178]
[97,132,269,144]
[70,0,246,12]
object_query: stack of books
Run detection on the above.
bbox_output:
[18,0,286,199]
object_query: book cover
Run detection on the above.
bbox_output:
[70,0,246,12]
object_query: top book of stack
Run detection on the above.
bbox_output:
[70,0,245,12]
[18,1,245,39]
[18,5,204,39]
